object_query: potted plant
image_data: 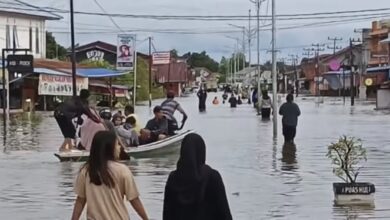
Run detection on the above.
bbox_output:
[327,136,375,206]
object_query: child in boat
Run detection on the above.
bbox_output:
[116,116,139,147]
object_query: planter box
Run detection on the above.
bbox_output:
[333,182,375,206]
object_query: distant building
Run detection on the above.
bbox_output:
[73,41,117,64]
[154,61,191,96]
[0,0,62,58]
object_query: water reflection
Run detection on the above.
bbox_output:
[333,205,376,220]
[1,97,390,219]
[281,142,298,171]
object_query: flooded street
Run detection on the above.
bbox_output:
[1,95,390,219]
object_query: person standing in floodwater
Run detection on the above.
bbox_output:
[197,87,207,112]
[163,133,232,220]
[259,90,273,119]
[71,131,149,220]
[279,94,301,144]
[228,94,238,108]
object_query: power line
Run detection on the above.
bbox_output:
[327,37,343,54]
[91,0,124,32]
[1,5,390,21]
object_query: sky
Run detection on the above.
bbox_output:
[31,0,390,63]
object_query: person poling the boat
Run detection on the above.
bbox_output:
[161,91,188,136]
[124,105,142,135]
[54,89,91,152]
[140,106,168,144]
[71,131,149,220]
[259,90,273,119]
[116,116,140,147]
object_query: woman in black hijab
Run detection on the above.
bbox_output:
[163,133,232,220]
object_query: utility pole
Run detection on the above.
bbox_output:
[311,44,325,97]
[349,38,361,106]
[288,54,299,97]
[70,0,77,97]
[328,37,343,55]
[250,0,265,108]
[148,37,152,108]
[248,9,252,66]
[302,48,314,58]
[271,0,277,137]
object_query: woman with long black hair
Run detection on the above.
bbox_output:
[259,90,273,119]
[71,131,148,220]
[163,133,232,220]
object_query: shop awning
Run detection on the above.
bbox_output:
[61,68,128,78]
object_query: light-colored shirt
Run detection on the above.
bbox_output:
[260,97,272,109]
[79,111,106,151]
[74,161,140,220]
[125,113,142,135]
[116,125,140,147]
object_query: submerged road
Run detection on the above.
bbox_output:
[0,94,389,219]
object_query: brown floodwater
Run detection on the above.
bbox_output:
[0,95,389,219]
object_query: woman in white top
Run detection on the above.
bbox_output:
[259,90,273,119]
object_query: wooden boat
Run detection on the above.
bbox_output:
[54,130,194,162]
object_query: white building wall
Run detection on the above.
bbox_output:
[0,14,46,58]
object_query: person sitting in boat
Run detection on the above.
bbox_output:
[78,108,106,151]
[54,89,90,152]
[99,108,116,132]
[112,114,123,127]
[124,105,142,135]
[140,106,168,144]
[161,91,187,135]
[116,116,139,147]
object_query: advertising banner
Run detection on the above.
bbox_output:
[152,52,171,65]
[38,74,88,96]
[117,34,136,71]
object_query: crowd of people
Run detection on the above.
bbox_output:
[61,86,300,219]
[54,90,187,152]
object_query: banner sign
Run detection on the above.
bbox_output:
[117,34,136,71]
[152,52,171,65]
[38,74,88,96]
[7,55,34,73]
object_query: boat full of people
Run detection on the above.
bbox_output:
[54,129,194,162]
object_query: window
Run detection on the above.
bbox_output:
[29,27,32,50]
[5,24,10,48]
[35,27,39,54]
[13,25,18,49]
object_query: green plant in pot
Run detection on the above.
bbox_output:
[327,136,375,206]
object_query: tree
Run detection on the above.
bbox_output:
[46,32,67,60]
[186,51,219,72]
[327,136,367,183]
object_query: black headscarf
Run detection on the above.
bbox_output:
[168,133,212,205]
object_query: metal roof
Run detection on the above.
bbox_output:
[0,0,62,20]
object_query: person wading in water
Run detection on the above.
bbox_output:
[197,87,207,112]
[279,94,301,144]
[163,133,232,220]
[71,131,149,220]
[259,90,273,119]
